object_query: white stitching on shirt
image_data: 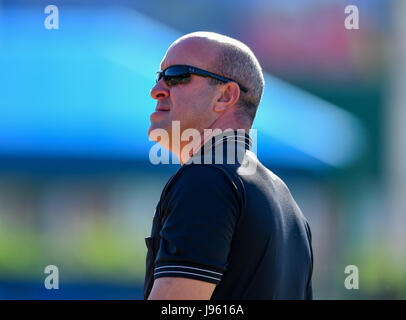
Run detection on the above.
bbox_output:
[154,270,221,281]
[155,265,223,275]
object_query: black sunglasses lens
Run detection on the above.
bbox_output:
[165,75,190,86]
[164,66,189,77]
[162,66,191,86]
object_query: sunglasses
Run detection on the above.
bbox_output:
[156,64,248,93]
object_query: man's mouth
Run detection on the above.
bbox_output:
[155,106,170,112]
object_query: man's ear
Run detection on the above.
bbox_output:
[213,82,240,112]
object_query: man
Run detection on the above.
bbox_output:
[144,32,313,300]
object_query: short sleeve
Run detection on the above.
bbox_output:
[154,164,242,285]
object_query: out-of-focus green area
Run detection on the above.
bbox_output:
[0,218,147,281]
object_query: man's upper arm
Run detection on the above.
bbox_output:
[148,277,216,300]
[150,164,242,299]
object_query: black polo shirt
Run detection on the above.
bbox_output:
[144,131,313,299]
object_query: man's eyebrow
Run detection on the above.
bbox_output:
[160,59,174,71]
[160,61,168,71]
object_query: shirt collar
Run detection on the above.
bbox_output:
[186,130,253,165]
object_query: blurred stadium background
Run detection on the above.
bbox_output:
[0,0,405,299]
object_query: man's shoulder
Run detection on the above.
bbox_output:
[172,163,239,187]
[161,163,243,200]
[157,163,245,223]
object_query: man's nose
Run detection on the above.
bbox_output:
[150,81,170,100]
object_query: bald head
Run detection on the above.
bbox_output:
[169,32,265,126]
[162,36,219,71]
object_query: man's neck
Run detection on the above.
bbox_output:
[178,126,250,165]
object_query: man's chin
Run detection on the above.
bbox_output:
[148,123,168,142]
